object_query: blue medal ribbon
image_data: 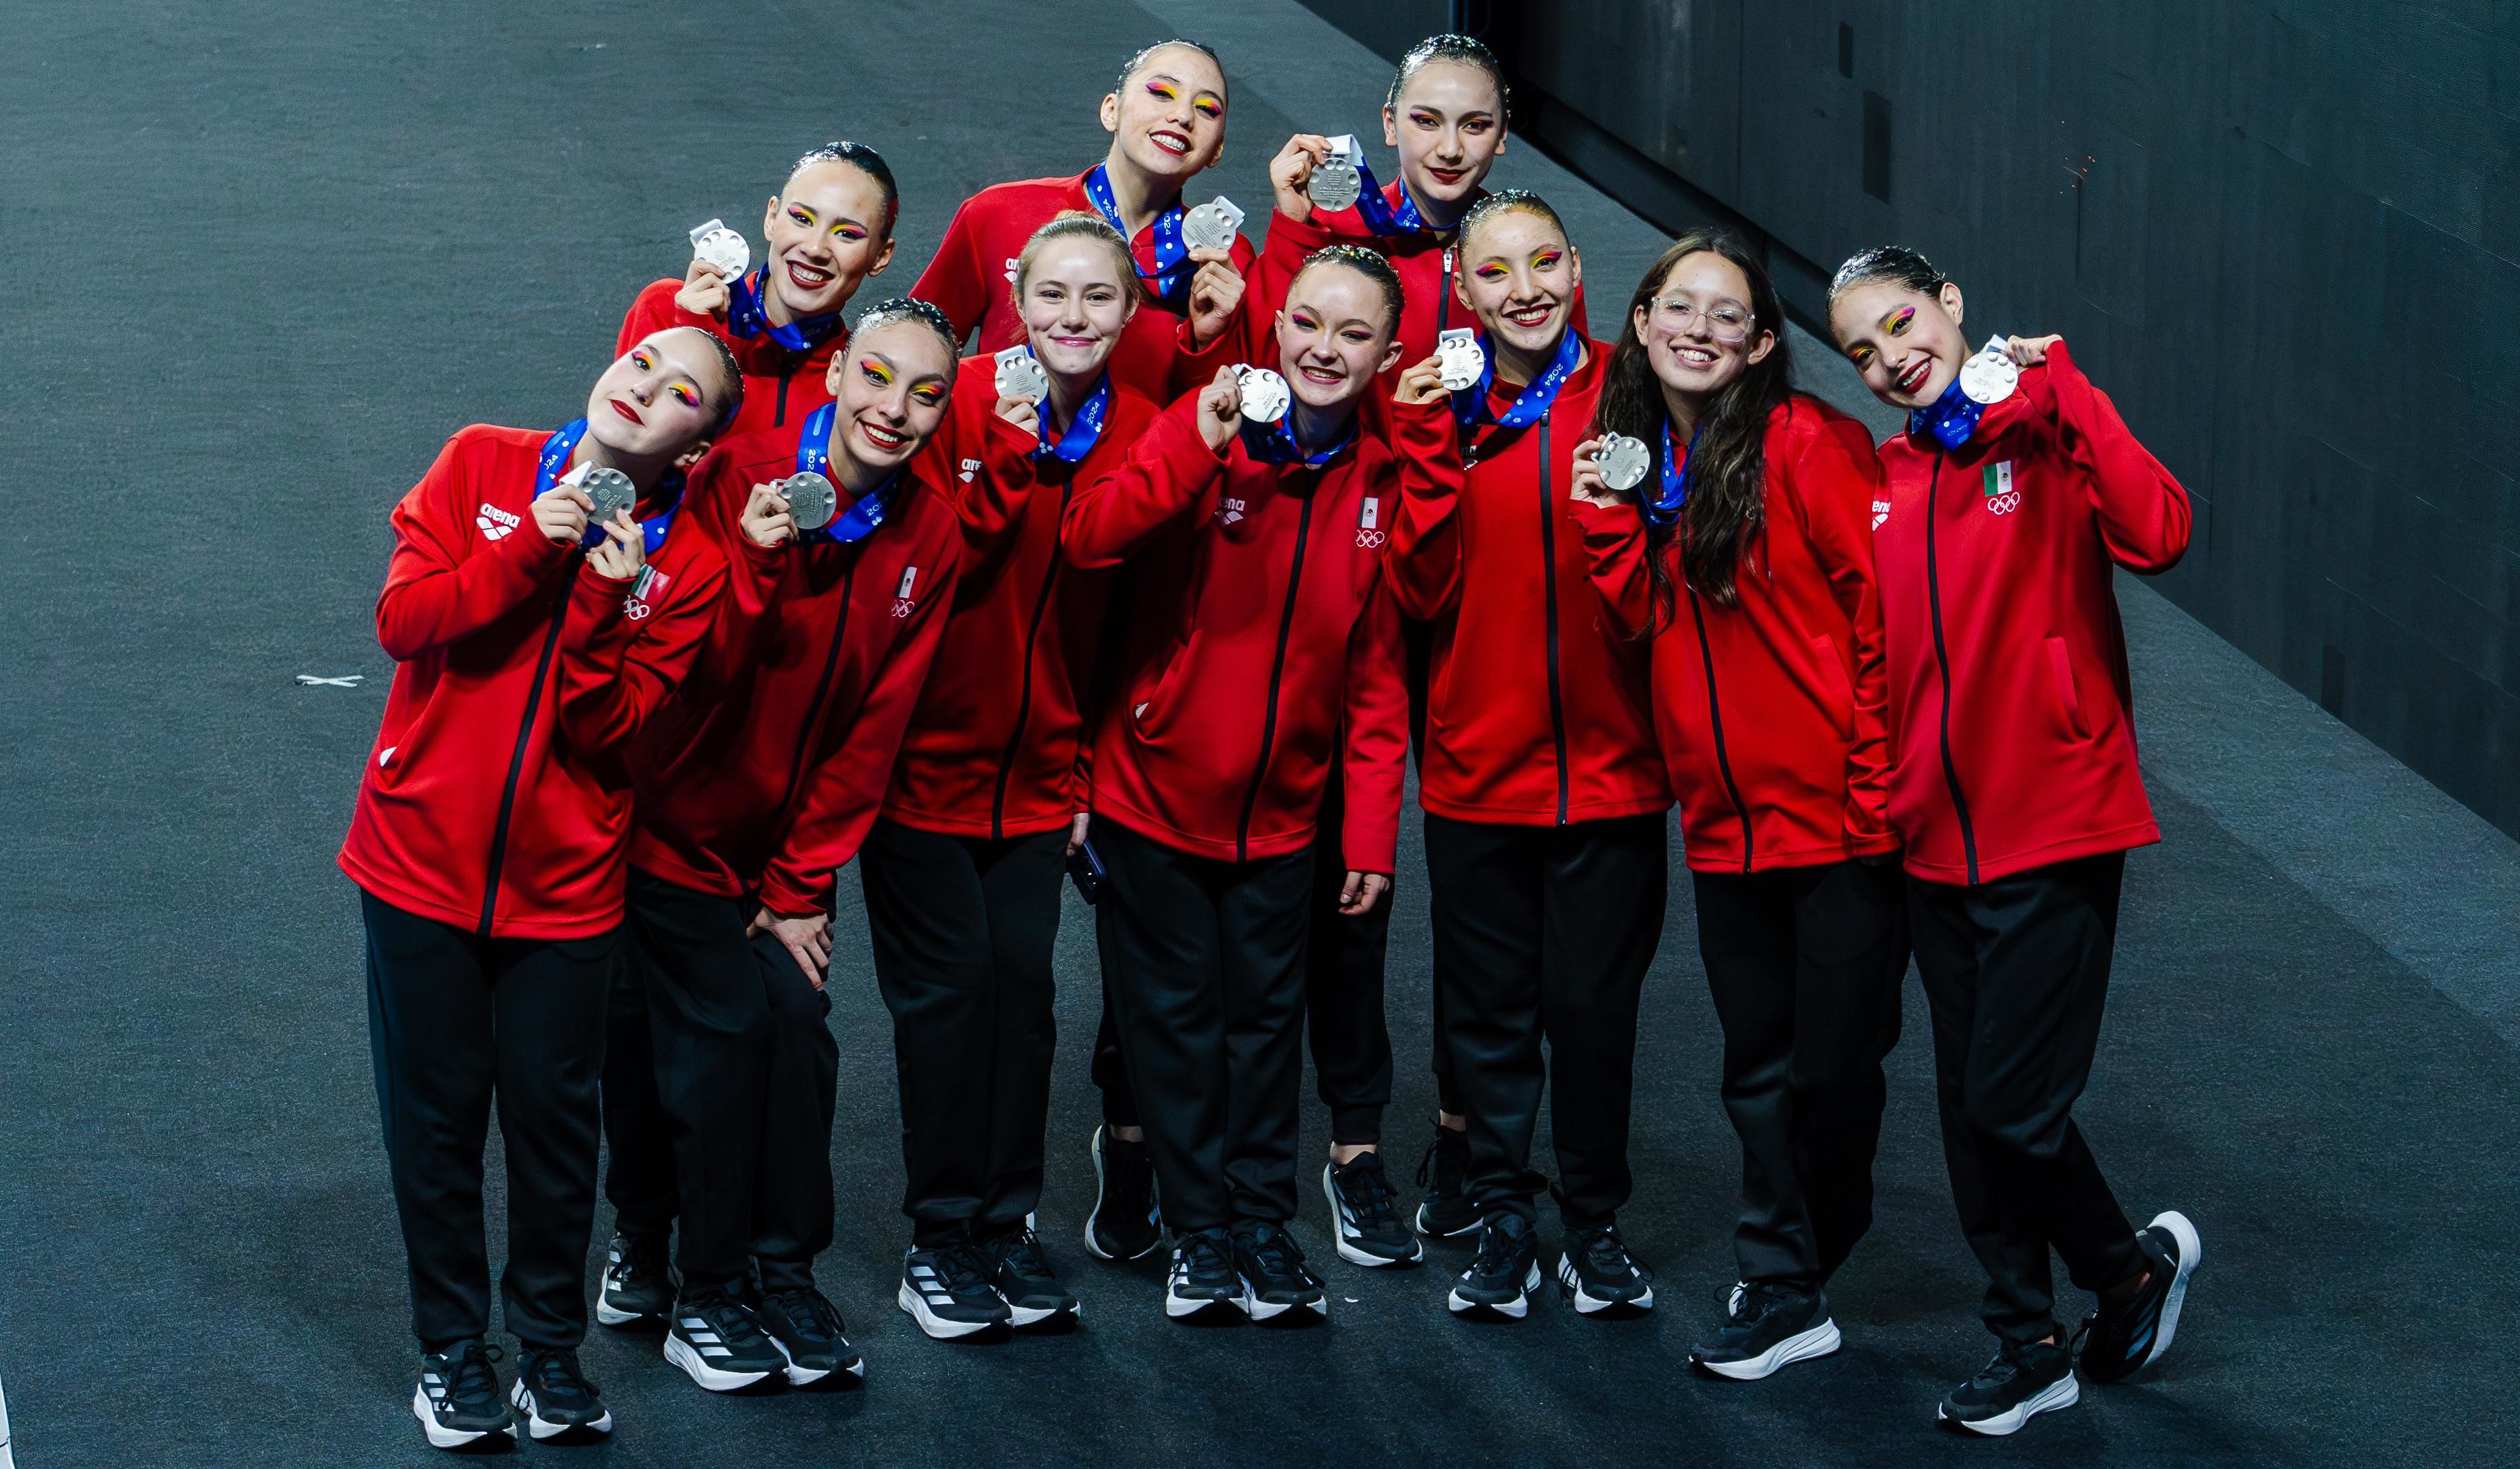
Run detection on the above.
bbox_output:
[1346,165,1427,237]
[726,268,843,354]
[795,402,906,545]
[540,419,682,552]
[1239,410,1357,469]
[1450,326,1584,431]
[1638,419,1697,529]
[1033,361,1115,465]
[1907,376,1985,451]
[1082,164,1193,312]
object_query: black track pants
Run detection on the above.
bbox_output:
[599,953,676,1239]
[1910,852,2142,1346]
[361,891,612,1351]
[1424,812,1669,1228]
[1693,859,1910,1291]
[1305,778,1395,1146]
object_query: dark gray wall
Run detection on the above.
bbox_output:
[1305,0,2520,839]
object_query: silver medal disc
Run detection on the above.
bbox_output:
[1310,156,1361,214]
[580,467,637,526]
[1237,366,1292,425]
[779,472,839,532]
[1595,434,1651,493]
[1182,195,1245,253]
[689,219,749,282]
[1958,335,2019,406]
[993,347,1050,404]
[1437,328,1485,393]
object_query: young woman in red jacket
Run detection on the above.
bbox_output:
[339,327,741,1449]
[1565,231,1906,1379]
[612,301,965,1396]
[859,216,1159,1338]
[616,141,900,437]
[1829,246,2202,1437]
[1061,246,1410,1324]
[912,39,1255,403]
[1387,191,1672,1321]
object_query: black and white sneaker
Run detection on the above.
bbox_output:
[596,1230,674,1328]
[982,1225,1082,1327]
[664,1293,784,1391]
[1936,1341,2080,1436]
[1323,1154,1423,1267]
[2075,1210,2201,1385]
[898,1244,1013,1339]
[757,1286,865,1385]
[1691,1282,1842,1379]
[1414,1124,1478,1238]
[1165,1227,1242,1319]
[1084,1125,1164,1261]
[508,1347,612,1440]
[1232,1223,1329,1321]
[1448,1211,1542,1318]
[1555,1223,1655,1315]
[411,1339,516,1449]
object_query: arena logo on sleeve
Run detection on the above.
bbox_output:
[476,503,520,542]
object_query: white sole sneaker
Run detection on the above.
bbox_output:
[1414,1201,1482,1238]
[508,1381,612,1440]
[1940,1372,2080,1436]
[662,1332,772,1392]
[2143,1210,2202,1372]
[896,1280,1003,1340]
[1323,1163,1425,1268]
[593,1297,652,1327]
[1165,1287,1238,1319]
[1448,1261,1542,1318]
[1694,1317,1843,1380]
[1083,1127,1163,1262]
[409,1385,518,1449]
[1002,1296,1081,1329]
[1555,1253,1655,1314]
[767,1334,865,1386]
[1238,1284,1329,1322]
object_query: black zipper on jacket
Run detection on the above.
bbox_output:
[1234,482,1317,863]
[775,557,859,825]
[1437,248,1453,334]
[774,354,799,427]
[991,477,1072,840]
[1536,414,1570,825]
[1922,451,1979,883]
[477,584,574,936]
[1685,586,1755,874]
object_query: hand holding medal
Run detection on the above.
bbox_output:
[1193,364,1246,450]
[678,218,748,316]
[774,472,838,533]
[1182,196,1245,254]
[1267,134,1338,221]
[532,461,597,545]
[1565,435,1629,508]
[1309,135,1365,214]
[1437,328,1485,393]
[1958,333,2021,406]
[740,480,797,549]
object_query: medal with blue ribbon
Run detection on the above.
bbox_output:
[1450,325,1583,431]
[1082,164,1193,312]
[1907,376,1985,451]
[727,269,843,353]
[1240,411,1356,469]
[795,402,906,544]
[1638,419,1697,529]
[539,419,683,552]
[1327,135,1427,237]
[1033,360,1116,465]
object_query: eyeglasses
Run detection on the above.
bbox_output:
[1646,296,1755,344]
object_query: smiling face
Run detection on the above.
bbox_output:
[1018,235,1137,381]
[1829,278,1968,409]
[1458,208,1581,361]
[821,319,954,478]
[1382,60,1504,210]
[1099,44,1227,182]
[758,159,897,320]
[583,330,727,462]
[1635,250,1774,400]
[1276,262,1404,413]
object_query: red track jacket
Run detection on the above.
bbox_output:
[629,425,962,916]
[1387,343,1669,826]
[1873,342,2191,885]
[1063,396,1408,870]
[340,425,729,939]
[1574,394,1896,874]
[616,277,844,437]
[912,171,1255,403]
[881,357,1157,838]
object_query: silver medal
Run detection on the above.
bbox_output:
[1958,334,2019,406]
[993,346,1050,404]
[580,467,636,527]
[1182,195,1245,253]
[688,218,750,282]
[1310,135,1365,214]
[778,472,839,532]
[1594,434,1651,493]
[1236,365,1291,425]
[1437,327,1485,393]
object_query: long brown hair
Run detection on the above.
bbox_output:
[1588,230,1791,621]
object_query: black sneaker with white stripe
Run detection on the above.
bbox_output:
[664,1293,784,1391]
[757,1286,865,1385]
[1414,1124,1478,1238]
[411,1339,516,1450]
[1165,1227,1241,1319]
[1937,1341,2079,1436]
[596,1230,674,1328]
[1231,1223,1328,1321]
[982,1225,1081,1327]
[1555,1223,1655,1315]
[1323,1153,1423,1267]
[1691,1282,1841,1380]
[508,1347,612,1440]
[898,1243,1012,1339]
[1084,1125,1163,1261]
[2074,1210,2201,1385]
[1448,1211,1542,1318]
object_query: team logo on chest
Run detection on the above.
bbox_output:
[475,502,520,542]
[1983,461,2021,516]
[1872,497,1892,531]
[1356,495,1385,548]
[623,564,670,621]
[892,565,919,618]
[1217,496,1247,527]
[959,458,981,484]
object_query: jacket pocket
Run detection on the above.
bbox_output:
[1128,633,1197,743]
[1809,634,1856,742]
[2045,636,2091,740]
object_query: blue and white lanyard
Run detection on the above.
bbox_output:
[795,403,905,544]
[1449,326,1582,431]
[1082,163,1193,311]
[538,419,681,552]
[727,269,842,353]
